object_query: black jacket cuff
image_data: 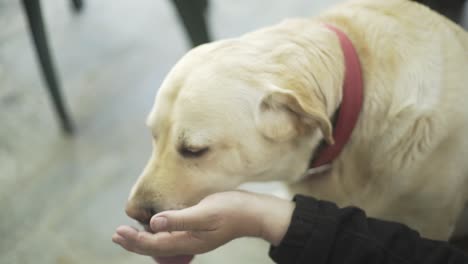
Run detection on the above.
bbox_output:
[269,195,339,263]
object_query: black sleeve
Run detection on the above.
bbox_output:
[269,195,468,264]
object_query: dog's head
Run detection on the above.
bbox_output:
[125,33,337,223]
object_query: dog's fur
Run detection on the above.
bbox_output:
[127,0,468,240]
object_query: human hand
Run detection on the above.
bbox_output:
[112,191,294,262]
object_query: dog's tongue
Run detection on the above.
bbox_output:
[153,255,194,264]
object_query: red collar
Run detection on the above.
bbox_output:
[306,24,363,176]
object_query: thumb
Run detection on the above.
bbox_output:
[150,206,218,233]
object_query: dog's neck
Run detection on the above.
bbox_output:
[257,20,359,182]
[306,24,363,175]
[238,20,358,183]
[260,20,347,118]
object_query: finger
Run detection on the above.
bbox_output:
[150,206,220,233]
[113,226,150,255]
[117,227,208,256]
[113,233,140,254]
[112,233,125,245]
[150,231,207,255]
[115,225,139,238]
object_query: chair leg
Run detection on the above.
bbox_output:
[171,0,211,47]
[71,0,84,13]
[412,0,466,23]
[21,0,74,134]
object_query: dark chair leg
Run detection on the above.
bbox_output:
[21,0,74,134]
[412,0,466,23]
[450,236,468,251]
[171,0,211,47]
[71,0,84,12]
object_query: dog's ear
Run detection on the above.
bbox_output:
[255,87,334,143]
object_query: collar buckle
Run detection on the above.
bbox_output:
[303,164,332,177]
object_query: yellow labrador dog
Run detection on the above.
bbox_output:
[126,0,468,241]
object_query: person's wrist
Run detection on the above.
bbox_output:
[234,191,268,238]
[255,194,295,246]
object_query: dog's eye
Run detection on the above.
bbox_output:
[179,146,210,158]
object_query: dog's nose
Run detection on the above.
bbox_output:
[125,202,158,225]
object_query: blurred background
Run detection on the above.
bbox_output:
[0,0,466,263]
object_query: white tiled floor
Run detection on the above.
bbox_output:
[1,0,466,263]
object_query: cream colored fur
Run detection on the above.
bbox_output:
[127,0,468,240]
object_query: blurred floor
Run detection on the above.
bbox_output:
[1,0,467,263]
[0,0,341,263]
